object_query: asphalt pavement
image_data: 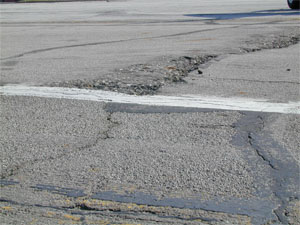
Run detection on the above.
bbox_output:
[0,1,300,224]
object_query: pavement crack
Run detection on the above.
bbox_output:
[0,197,221,224]
[4,24,297,61]
[247,132,277,170]
[75,203,98,211]
[73,201,221,223]
[0,198,69,212]
[234,113,277,170]
[1,112,119,180]
[209,77,300,85]
[0,27,224,61]
[273,202,286,225]
[102,112,119,139]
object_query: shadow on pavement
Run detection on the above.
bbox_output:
[185,9,300,20]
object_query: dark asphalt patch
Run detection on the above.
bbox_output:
[232,112,300,224]
[104,103,224,114]
[25,183,273,224]
[91,191,273,225]
[0,180,19,187]
[31,184,86,198]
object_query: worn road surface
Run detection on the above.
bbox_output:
[0,0,300,224]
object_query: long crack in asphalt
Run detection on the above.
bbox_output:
[0,111,119,180]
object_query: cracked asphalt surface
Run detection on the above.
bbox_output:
[1,0,300,224]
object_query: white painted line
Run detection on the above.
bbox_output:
[1,85,300,114]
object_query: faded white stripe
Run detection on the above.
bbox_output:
[1,85,299,114]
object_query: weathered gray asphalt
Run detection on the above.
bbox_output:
[0,0,299,224]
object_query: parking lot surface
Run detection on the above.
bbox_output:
[1,1,300,224]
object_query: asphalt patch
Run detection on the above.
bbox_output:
[232,112,300,224]
[0,180,19,187]
[31,184,86,198]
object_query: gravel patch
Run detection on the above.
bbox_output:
[48,55,216,95]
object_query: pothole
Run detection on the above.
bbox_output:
[48,32,299,96]
[240,33,299,53]
[48,55,216,95]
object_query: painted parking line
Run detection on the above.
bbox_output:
[1,85,299,114]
